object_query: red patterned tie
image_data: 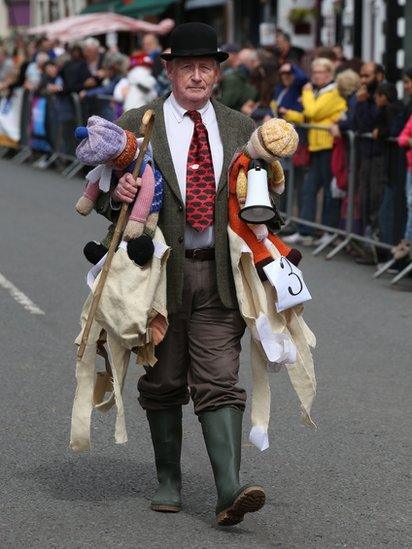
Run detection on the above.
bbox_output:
[185,110,216,232]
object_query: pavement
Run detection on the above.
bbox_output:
[0,158,411,549]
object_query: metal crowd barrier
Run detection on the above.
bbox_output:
[1,95,410,284]
[9,91,123,178]
[6,90,84,177]
[282,124,411,285]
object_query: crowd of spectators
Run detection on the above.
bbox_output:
[0,28,411,266]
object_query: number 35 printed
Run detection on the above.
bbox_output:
[263,256,312,313]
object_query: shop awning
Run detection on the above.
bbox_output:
[118,0,176,17]
[185,0,226,9]
[27,13,174,41]
[82,2,120,15]
[82,0,176,17]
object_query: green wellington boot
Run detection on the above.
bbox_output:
[199,406,266,526]
[146,407,182,512]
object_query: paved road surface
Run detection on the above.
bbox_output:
[0,159,410,548]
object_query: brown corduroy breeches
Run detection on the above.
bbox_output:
[138,258,247,414]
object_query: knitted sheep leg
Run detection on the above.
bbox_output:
[268,160,285,194]
[76,181,101,216]
[144,212,159,239]
[76,196,95,216]
[123,220,145,241]
[124,164,155,240]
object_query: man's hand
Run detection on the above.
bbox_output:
[47,83,62,94]
[356,85,369,102]
[278,106,288,115]
[302,82,313,92]
[330,123,341,137]
[241,99,257,116]
[83,77,97,89]
[112,173,141,203]
[372,128,379,140]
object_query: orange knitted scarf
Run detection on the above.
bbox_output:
[228,152,293,266]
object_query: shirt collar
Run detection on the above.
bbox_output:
[168,92,212,125]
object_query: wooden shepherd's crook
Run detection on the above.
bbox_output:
[77,109,155,360]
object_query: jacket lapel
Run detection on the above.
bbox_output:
[212,99,238,197]
[151,97,184,204]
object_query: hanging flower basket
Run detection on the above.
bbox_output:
[287,7,317,35]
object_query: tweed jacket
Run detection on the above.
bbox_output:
[95,96,255,314]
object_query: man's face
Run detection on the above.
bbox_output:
[360,63,377,89]
[40,39,51,51]
[276,34,289,54]
[374,93,388,108]
[142,34,159,54]
[166,57,220,108]
[45,64,58,78]
[84,45,99,61]
[404,76,412,97]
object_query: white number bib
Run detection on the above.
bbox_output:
[263,256,312,312]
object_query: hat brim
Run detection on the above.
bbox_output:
[160,50,229,63]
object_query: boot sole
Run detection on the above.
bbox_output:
[216,486,266,526]
[151,503,181,513]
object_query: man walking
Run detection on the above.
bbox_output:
[95,22,265,526]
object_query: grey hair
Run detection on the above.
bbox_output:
[83,37,100,49]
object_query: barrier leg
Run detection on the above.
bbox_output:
[0,146,9,157]
[12,146,32,164]
[312,233,339,256]
[390,261,412,285]
[62,159,81,177]
[32,154,50,168]
[325,235,352,260]
[65,161,84,179]
[42,152,59,168]
[373,258,397,279]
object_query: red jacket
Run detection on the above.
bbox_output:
[331,136,347,191]
[398,115,412,171]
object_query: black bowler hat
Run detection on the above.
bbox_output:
[160,22,229,63]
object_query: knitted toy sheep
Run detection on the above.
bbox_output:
[228,117,302,276]
[75,115,163,266]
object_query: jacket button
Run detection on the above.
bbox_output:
[178,205,183,212]
[178,236,183,243]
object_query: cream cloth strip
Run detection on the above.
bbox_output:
[227,227,317,451]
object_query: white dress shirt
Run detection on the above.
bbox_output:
[163,93,223,249]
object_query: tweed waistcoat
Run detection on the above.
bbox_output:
[95,96,255,314]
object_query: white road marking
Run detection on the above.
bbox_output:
[0,272,45,315]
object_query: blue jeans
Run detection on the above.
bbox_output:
[299,150,341,236]
[404,170,412,242]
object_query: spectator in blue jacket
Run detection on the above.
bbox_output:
[271,62,308,122]
[271,63,308,235]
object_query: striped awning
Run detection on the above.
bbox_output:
[82,0,176,17]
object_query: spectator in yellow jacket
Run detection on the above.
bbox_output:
[284,57,346,245]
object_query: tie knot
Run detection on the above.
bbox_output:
[186,110,202,123]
